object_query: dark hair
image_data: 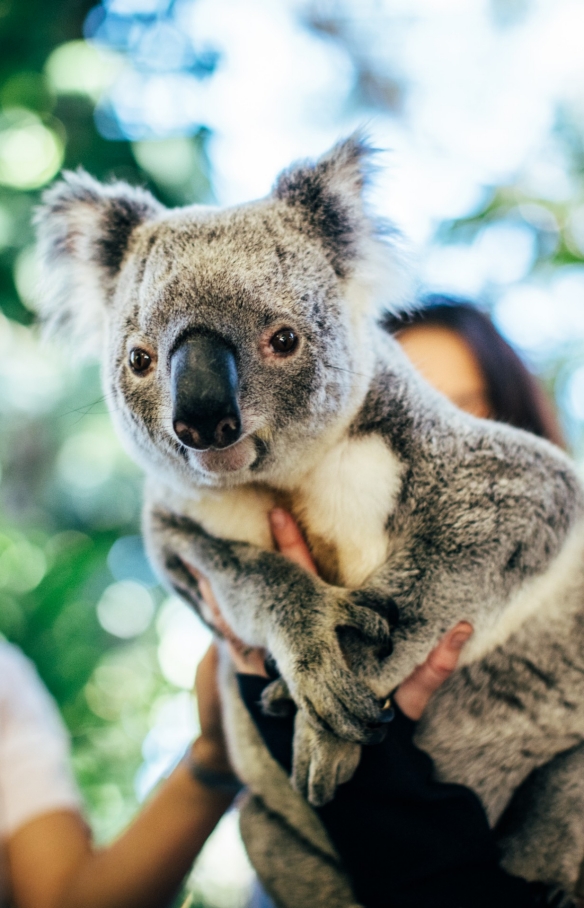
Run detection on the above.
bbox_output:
[382,295,564,447]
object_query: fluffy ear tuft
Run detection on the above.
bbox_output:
[34,170,162,350]
[273,132,378,277]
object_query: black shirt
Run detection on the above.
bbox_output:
[237,674,556,908]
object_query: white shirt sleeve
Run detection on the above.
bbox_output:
[0,642,82,840]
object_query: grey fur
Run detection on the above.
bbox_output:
[496,743,584,890]
[34,170,162,349]
[35,136,584,904]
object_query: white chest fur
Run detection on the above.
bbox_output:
[294,434,403,588]
[165,434,403,589]
[165,483,277,550]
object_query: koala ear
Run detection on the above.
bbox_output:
[273,133,377,277]
[34,169,163,348]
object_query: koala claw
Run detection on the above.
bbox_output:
[342,599,392,644]
[261,678,295,717]
[292,711,361,806]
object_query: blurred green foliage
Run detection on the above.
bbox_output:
[0,0,213,323]
[0,0,213,851]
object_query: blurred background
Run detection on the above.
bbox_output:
[1,0,584,904]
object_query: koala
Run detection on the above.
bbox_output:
[35,136,584,906]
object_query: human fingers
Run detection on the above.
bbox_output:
[196,573,241,643]
[197,573,243,644]
[193,643,234,773]
[394,622,473,721]
[195,575,268,676]
[269,508,318,575]
[423,621,474,680]
[195,574,220,621]
[226,641,268,676]
[195,644,223,741]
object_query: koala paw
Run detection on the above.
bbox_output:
[272,594,395,744]
[291,710,361,807]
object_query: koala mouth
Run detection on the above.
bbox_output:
[190,434,259,474]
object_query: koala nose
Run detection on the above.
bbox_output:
[170,332,241,451]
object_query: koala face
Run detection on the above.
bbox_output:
[35,136,400,491]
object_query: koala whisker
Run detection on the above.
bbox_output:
[57,393,116,420]
[322,361,375,381]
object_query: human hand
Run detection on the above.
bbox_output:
[393,622,473,719]
[267,509,473,720]
[192,643,233,773]
[194,508,472,716]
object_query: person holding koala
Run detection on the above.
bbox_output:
[205,298,572,908]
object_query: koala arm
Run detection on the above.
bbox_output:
[146,505,397,745]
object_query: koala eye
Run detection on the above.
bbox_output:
[269,328,298,355]
[129,348,152,373]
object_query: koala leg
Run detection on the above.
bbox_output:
[258,673,362,806]
[290,709,361,807]
[147,506,397,744]
[240,792,362,908]
[497,743,584,897]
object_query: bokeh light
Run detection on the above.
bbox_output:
[44,40,123,101]
[0,312,64,414]
[58,429,118,490]
[107,534,158,586]
[565,366,584,422]
[0,535,46,593]
[187,810,255,908]
[136,689,198,798]
[97,580,155,638]
[0,109,63,190]
[156,596,213,689]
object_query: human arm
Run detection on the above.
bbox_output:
[7,645,234,908]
